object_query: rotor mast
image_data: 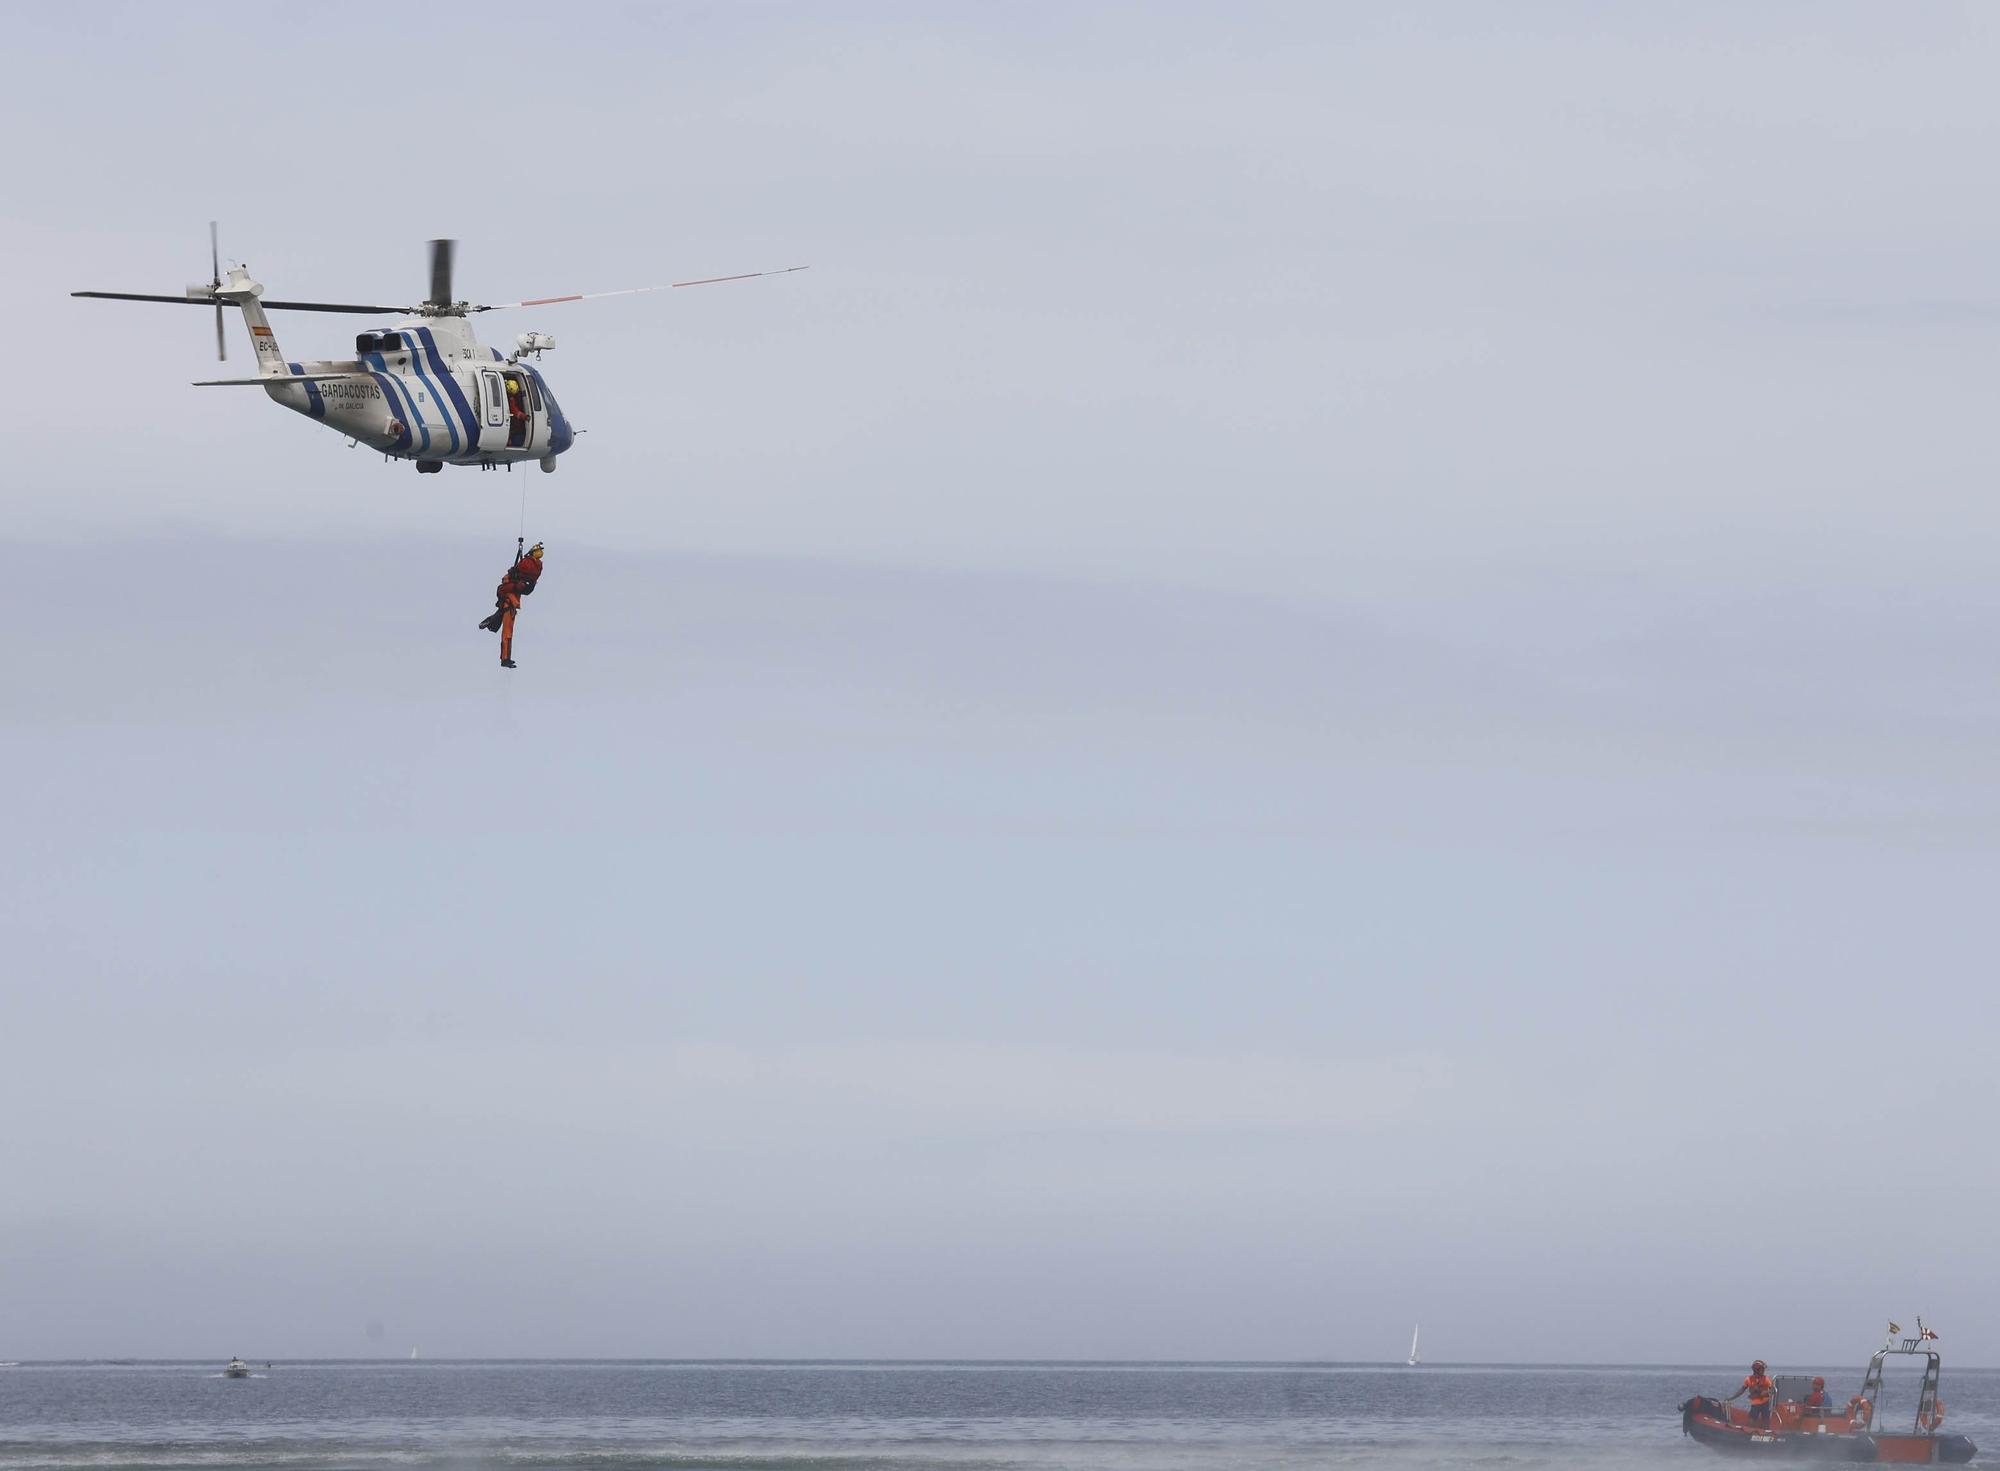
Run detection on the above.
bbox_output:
[421,238,468,317]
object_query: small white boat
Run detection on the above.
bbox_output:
[1407,1324,1421,1367]
[224,1358,251,1378]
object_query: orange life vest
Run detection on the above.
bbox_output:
[1743,1374,1773,1405]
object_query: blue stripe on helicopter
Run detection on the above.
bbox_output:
[364,352,425,454]
[380,352,433,453]
[399,337,458,457]
[365,370,413,452]
[414,327,480,458]
[287,363,327,419]
[372,352,432,455]
[361,365,413,452]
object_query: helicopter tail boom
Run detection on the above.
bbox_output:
[209,271,291,376]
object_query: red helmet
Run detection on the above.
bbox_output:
[1814,1377,1825,1389]
[1752,1360,1767,1374]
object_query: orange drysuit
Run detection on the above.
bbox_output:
[479,551,543,666]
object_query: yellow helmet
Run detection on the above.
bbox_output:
[528,542,545,559]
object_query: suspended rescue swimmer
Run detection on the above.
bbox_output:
[478,541,544,669]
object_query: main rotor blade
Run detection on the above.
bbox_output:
[215,301,226,361]
[469,265,809,311]
[209,220,221,288]
[193,372,380,386]
[73,291,418,315]
[427,238,456,307]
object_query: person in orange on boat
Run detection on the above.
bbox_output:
[477,541,545,669]
[1802,1377,1829,1417]
[1724,1361,1776,1427]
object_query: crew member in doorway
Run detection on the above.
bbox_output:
[1724,1361,1776,1428]
[506,375,530,447]
[477,541,544,668]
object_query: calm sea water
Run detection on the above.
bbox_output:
[1,1362,1994,1471]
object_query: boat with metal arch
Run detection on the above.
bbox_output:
[1680,1322,1974,1463]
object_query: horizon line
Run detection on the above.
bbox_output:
[7,1356,1974,1370]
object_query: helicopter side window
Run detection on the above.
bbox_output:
[525,376,543,413]
[481,371,505,428]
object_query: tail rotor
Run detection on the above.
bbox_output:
[209,221,225,360]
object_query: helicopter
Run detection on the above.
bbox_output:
[74,229,805,474]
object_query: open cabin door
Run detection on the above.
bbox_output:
[478,369,508,453]
[521,371,545,451]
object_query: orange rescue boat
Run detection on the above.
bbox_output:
[1680,1327,1973,1464]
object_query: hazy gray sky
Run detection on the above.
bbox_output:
[5,3,2000,1363]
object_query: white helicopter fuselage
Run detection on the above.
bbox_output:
[79,237,803,475]
[209,267,573,473]
[271,314,573,469]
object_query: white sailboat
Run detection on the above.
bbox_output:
[1407,1324,1421,1366]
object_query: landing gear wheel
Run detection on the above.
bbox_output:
[416,459,443,474]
